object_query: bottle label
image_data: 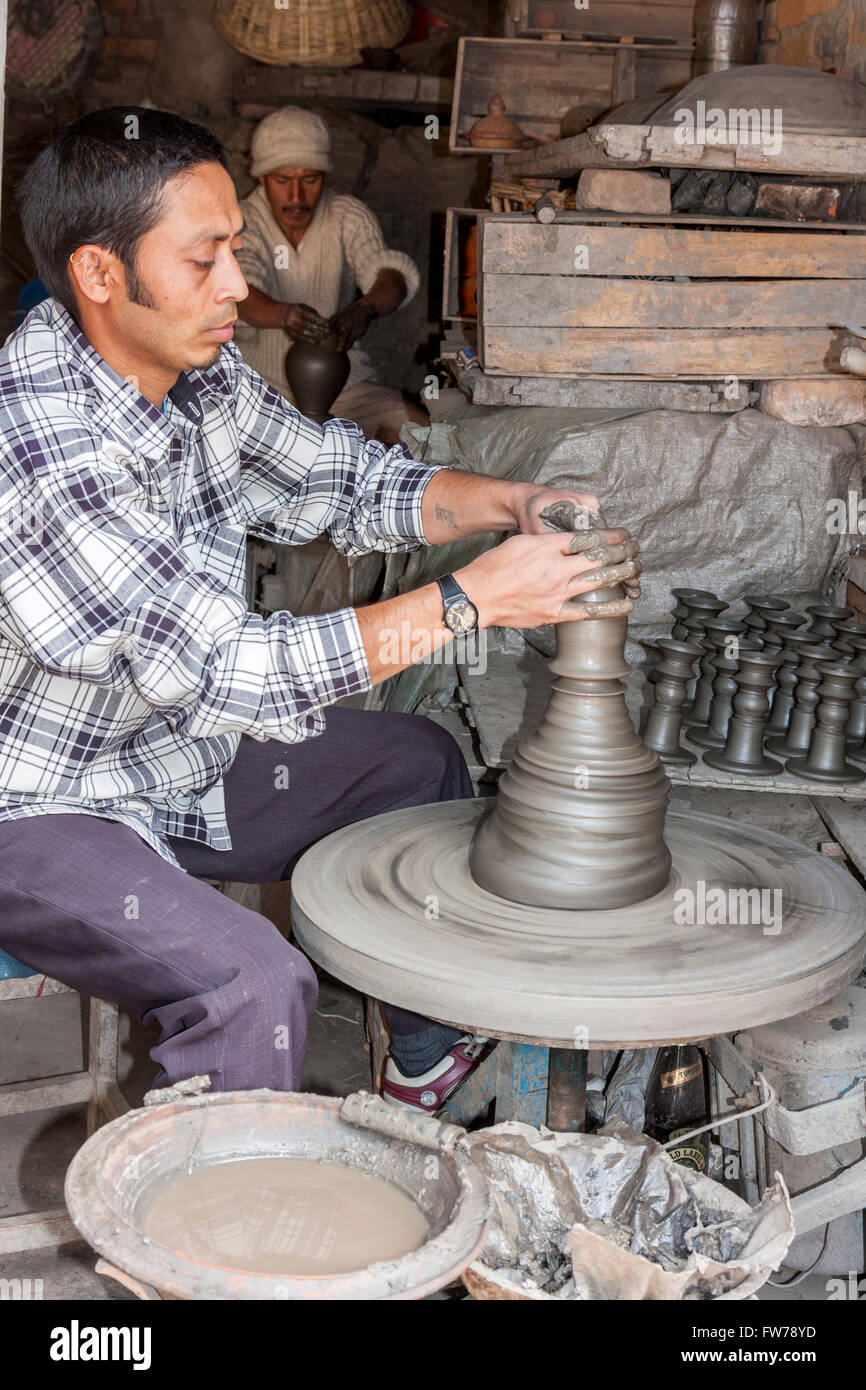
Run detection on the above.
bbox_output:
[667,1128,706,1172]
[661,1060,702,1089]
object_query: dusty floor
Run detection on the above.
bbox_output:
[0,763,851,1302]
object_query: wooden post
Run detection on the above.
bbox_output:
[364,997,391,1094]
[546,1048,587,1132]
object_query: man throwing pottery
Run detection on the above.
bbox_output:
[1,108,640,1114]
[234,105,426,445]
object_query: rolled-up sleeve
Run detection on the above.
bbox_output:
[0,420,374,743]
[233,349,443,553]
[341,199,420,306]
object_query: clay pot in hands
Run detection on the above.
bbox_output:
[285,332,350,425]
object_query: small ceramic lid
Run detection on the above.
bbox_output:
[467,94,524,148]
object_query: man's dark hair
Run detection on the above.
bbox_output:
[17,106,229,319]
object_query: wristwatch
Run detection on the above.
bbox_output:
[437,574,479,634]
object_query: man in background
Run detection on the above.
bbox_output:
[235,106,427,445]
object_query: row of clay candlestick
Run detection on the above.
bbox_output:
[642,590,866,784]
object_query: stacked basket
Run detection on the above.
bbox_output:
[214,0,412,67]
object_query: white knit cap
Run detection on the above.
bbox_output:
[250,106,333,178]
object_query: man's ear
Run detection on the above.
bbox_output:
[68,246,115,306]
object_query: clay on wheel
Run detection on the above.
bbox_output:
[290,801,866,1046]
[469,585,672,910]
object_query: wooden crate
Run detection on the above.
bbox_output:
[847,554,866,619]
[478,211,866,379]
[449,36,692,154]
[514,0,696,44]
[443,207,484,322]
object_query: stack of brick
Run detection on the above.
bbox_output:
[83,0,157,106]
[760,0,866,84]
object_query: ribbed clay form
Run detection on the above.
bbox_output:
[469,585,672,910]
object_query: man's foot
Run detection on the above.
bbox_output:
[382,1035,495,1113]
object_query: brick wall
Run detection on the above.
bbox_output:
[760,0,866,84]
[81,0,157,106]
[3,1,484,394]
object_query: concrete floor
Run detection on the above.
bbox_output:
[0,718,857,1302]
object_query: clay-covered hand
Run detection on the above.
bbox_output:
[567,528,642,603]
[456,528,642,631]
[537,498,641,603]
[330,298,377,352]
[513,487,602,535]
[281,302,331,344]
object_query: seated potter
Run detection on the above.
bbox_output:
[234,106,426,446]
[0,107,635,1112]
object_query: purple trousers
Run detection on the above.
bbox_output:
[0,709,473,1091]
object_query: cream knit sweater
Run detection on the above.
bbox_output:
[234,184,420,402]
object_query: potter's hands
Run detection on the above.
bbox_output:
[455,528,642,630]
[536,491,641,604]
[280,302,331,344]
[563,526,642,604]
[510,484,602,536]
[330,298,377,352]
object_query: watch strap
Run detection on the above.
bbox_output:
[437,574,465,606]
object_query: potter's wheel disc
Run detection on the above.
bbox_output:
[290,803,866,1046]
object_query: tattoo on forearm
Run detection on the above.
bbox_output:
[435,503,459,531]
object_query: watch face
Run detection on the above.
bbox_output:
[445,598,478,634]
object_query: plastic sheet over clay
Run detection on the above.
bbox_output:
[461,1118,794,1301]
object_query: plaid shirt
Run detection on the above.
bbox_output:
[0,299,441,869]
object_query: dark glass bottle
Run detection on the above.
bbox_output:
[644,1045,708,1173]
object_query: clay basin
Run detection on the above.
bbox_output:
[65,1090,489,1300]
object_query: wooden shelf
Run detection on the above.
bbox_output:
[450,37,692,155]
[513,0,698,45]
[235,65,453,115]
[504,121,866,182]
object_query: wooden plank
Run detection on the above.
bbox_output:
[547,1048,587,1132]
[463,370,752,411]
[364,997,390,1094]
[443,207,483,322]
[504,122,866,181]
[0,1071,92,1116]
[811,798,866,882]
[482,275,866,329]
[482,209,866,231]
[0,974,72,1001]
[517,0,697,43]
[613,44,637,106]
[481,326,841,377]
[645,126,866,181]
[495,1042,549,1126]
[663,763,866,799]
[235,65,453,113]
[480,221,866,279]
[0,1209,79,1255]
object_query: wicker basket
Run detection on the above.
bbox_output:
[214,0,412,68]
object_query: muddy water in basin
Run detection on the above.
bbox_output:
[142,1157,429,1276]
